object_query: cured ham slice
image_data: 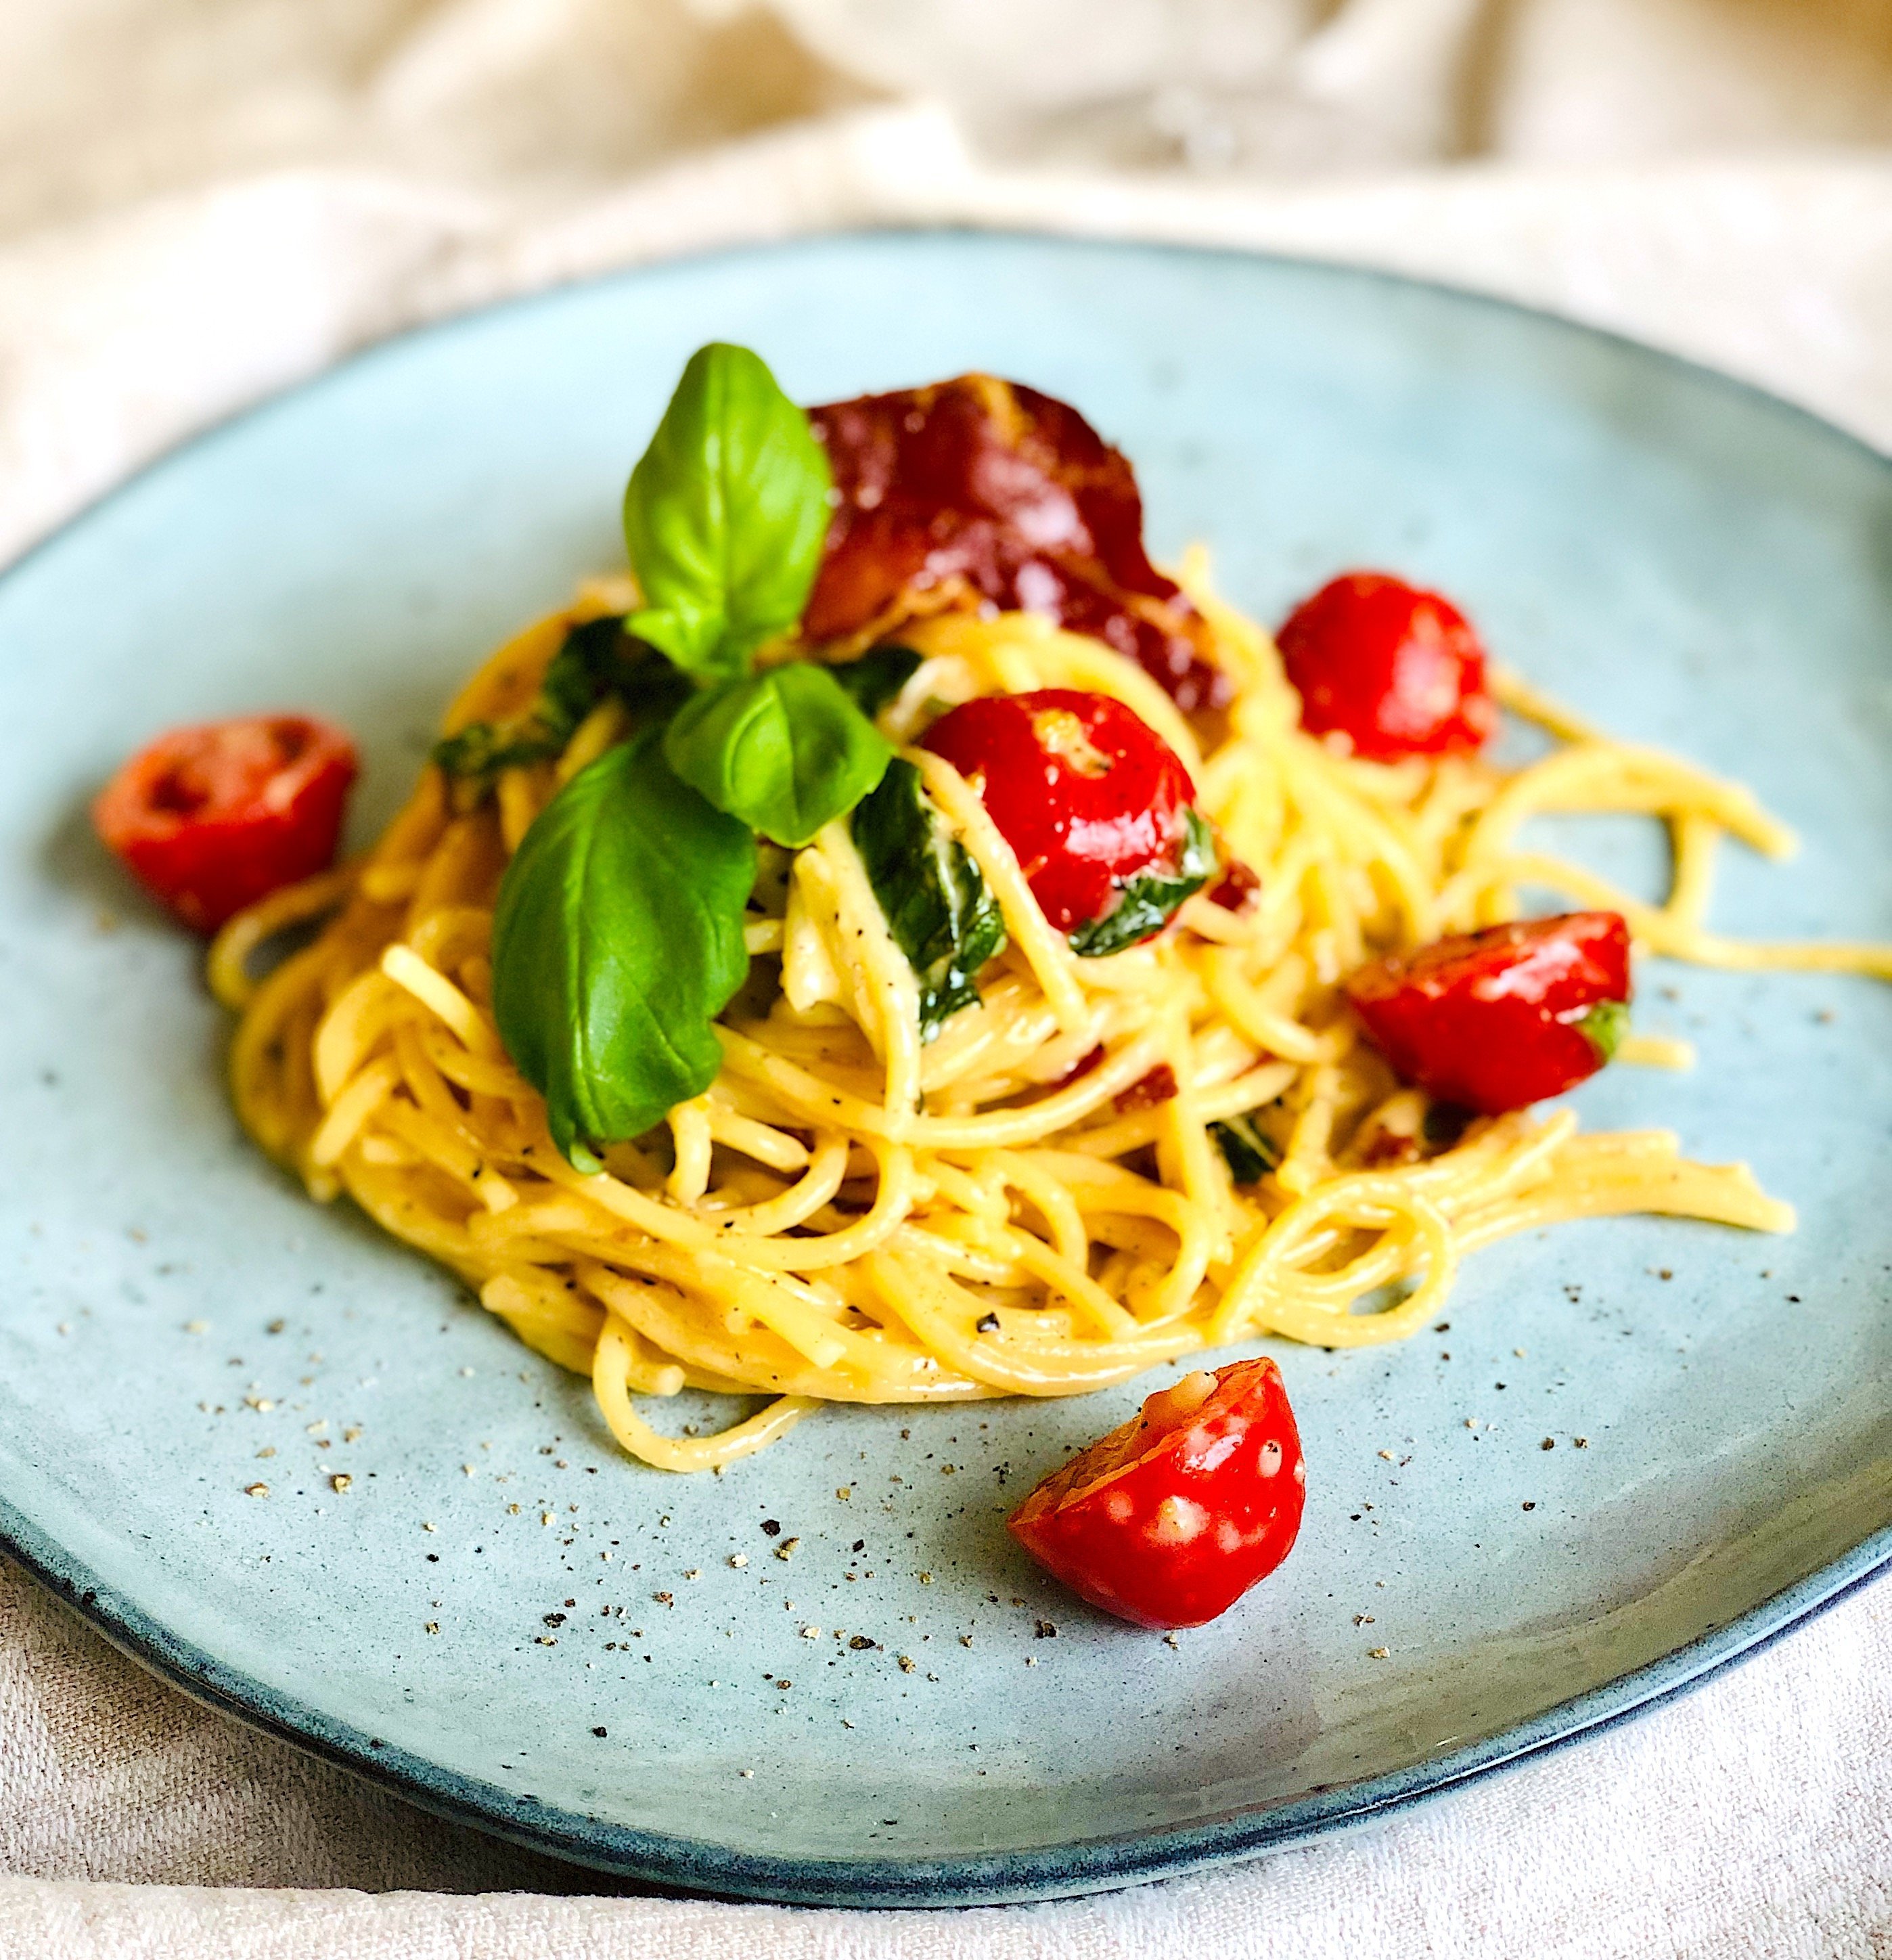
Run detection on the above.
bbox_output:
[805,375,1228,711]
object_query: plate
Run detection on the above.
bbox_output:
[1,233,1889,1908]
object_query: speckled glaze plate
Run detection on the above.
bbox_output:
[1,233,1889,1907]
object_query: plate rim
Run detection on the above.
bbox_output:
[7,1490,1888,1905]
[3,225,1889,1907]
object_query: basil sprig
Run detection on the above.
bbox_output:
[491,732,755,1171]
[489,342,914,1164]
[663,663,893,850]
[623,343,834,680]
[1067,807,1219,958]
[853,759,1008,1041]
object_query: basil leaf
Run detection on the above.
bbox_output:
[1067,807,1219,958]
[853,757,1008,1042]
[828,644,924,720]
[623,343,832,680]
[662,662,893,849]
[539,617,619,728]
[618,599,725,678]
[1575,997,1629,1065]
[1211,1113,1280,1186]
[561,616,696,722]
[490,730,756,1170]
[432,719,525,782]
[433,617,690,786]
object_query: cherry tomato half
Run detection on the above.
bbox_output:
[920,689,1197,934]
[1008,1358,1306,1630]
[1277,571,1496,761]
[93,715,359,933]
[1345,910,1631,1115]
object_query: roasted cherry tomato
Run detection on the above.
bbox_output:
[1346,910,1631,1115]
[920,689,1197,935]
[1277,571,1496,761]
[1008,1358,1306,1630]
[1208,855,1261,912]
[93,715,358,933]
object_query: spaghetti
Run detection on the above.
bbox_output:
[211,559,1892,1471]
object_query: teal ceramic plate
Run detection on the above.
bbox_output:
[1,233,1888,1907]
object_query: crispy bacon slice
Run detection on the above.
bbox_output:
[803,375,1230,711]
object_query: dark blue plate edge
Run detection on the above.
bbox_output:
[5,1491,1888,1907]
[1,227,1889,1907]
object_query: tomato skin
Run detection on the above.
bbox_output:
[1346,910,1632,1115]
[1278,571,1496,761]
[920,689,1196,933]
[1208,855,1261,912]
[1007,1358,1306,1630]
[93,715,359,933]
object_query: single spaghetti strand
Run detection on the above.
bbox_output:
[593,1326,817,1471]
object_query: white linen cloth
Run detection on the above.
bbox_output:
[3,3,1891,1953]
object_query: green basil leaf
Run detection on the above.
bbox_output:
[431,719,520,782]
[622,343,833,680]
[1067,806,1219,958]
[827,644,924,721]
[662,662,894,850]
[560,616,694,721]
[490,730,756,1169]
[1575,996,1629,1065]
[619,600,727,677]
[1211,1113,1280,1186]
[539,618,616,728]
[432,616,691,787]
[853,757,1008,1042]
